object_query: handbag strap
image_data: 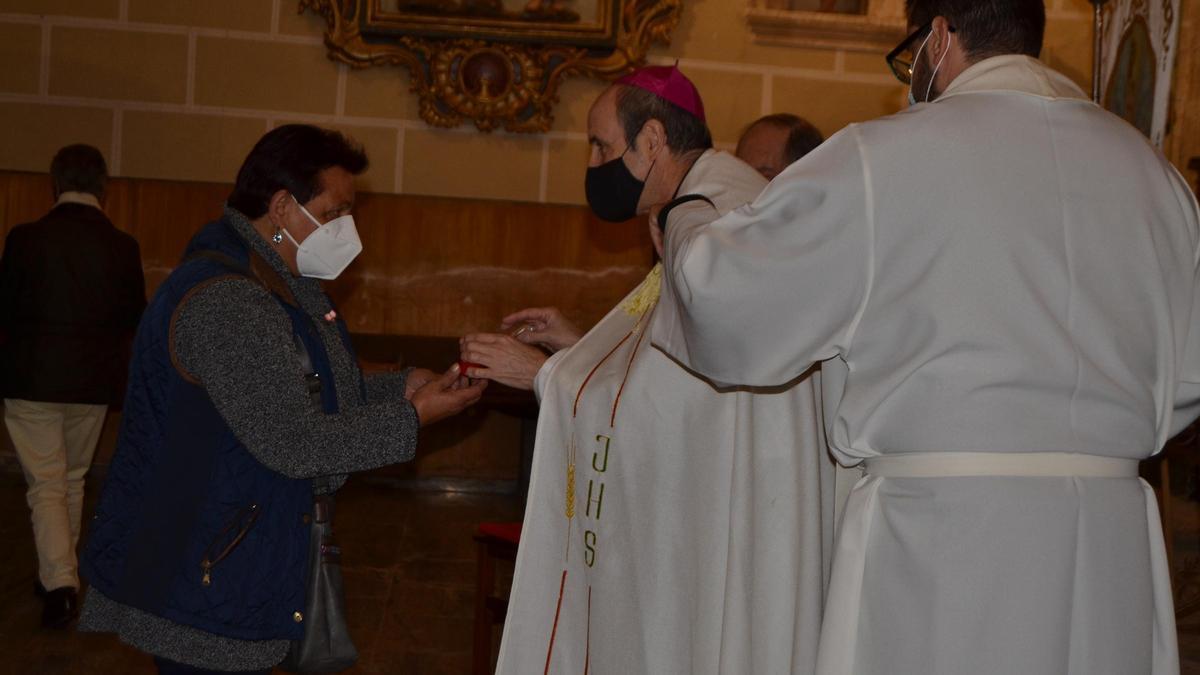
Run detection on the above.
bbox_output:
[312,493,333,524]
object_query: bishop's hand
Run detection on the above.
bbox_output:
[499,307,581,353]
[458,333,549,391]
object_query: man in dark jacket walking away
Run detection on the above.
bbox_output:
[0,144,145,629]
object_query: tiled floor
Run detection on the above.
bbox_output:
[0,470,522,674]
[3,468,1200,674]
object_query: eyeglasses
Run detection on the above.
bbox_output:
[885,21,955,85]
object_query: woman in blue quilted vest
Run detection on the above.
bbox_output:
[77,125,486,674]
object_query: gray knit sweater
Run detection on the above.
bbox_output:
[79,207,418,671]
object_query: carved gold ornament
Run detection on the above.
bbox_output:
[298,0,683,133]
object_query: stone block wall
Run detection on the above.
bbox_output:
[0,0,1097,205]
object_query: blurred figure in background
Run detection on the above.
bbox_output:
[0,144,145,629]
[735,113,824,180]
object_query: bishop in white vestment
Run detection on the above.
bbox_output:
[486,68,837,675]
[651,51,1200,675]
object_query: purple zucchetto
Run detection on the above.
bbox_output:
[616,64,706,123]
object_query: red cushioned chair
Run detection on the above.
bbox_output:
[473,522,521,675]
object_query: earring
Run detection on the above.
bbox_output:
[272,227,283,244]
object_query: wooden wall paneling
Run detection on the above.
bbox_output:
[0,172,54,249]
[0,174,10,248]
[335,191,406,335]
[408,409,522,481]
[103,179,136,239]
[325,191,654,338]
[126,178,230,293]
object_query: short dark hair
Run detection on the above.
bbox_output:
[615,84,713,157]
[50,144,107,198]
[227,124,368,219]
[905,0,1045,60]
[747,114,825,164]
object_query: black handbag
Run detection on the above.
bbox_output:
[279,492,358,673]
[280,330,357,673]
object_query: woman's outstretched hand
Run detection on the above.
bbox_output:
[409,364,486,426]
[403,367,437,400]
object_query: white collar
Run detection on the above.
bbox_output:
[55,191,103,210]
[676,148,718,195]
[939,54,1089,103]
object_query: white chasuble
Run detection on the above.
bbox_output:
[496,151,836,675]
[652,57,1200,675]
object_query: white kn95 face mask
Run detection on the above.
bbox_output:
[284,195,363,280]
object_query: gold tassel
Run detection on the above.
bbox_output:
[565,460,576,519]
[620,263,663,317]
[565,434,577,519]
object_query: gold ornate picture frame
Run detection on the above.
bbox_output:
[299,0,683,133]
[745,0,906,53]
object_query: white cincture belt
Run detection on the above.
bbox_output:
[863,451,1139,478]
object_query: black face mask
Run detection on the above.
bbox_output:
[585,150,648,223]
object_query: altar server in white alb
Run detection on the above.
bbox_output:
[463,66,835,674]
[650,1,1200,674]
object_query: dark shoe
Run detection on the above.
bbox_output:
[41,587,78,629]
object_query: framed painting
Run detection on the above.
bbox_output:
[300,0,683,132]
[365,0,622,47]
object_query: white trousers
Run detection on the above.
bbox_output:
[3,398,107,591]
